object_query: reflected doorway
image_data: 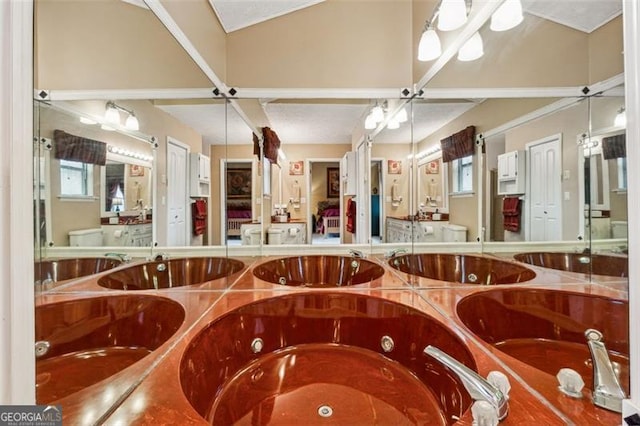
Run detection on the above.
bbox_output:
[308,159,341,244]
[167,137,189,246]
[370,159,384,244]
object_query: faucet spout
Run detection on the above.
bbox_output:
[424,345,509,421]
[585,328,626,413]
[348,249,365,259]
[105,252,131,263]
[385,248,407,259]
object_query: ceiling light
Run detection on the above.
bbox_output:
[125,113,140,131]
[371,105,385,123]
[418,26,442,61]
[490,0,523,32]
[457,32,484,61]
[104,103,120,124]
[387,117,400,130]
[395,107,408,123]
[364,113,377,130]
[438,0,468,31]
[614,107,626,127]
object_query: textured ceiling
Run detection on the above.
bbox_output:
[208,0,325,32]
[522,0,621,33]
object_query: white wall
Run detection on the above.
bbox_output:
[0,0,35,404]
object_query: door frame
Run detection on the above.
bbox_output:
[219,158,255,245]
[525,133,563,241]
[371,157,386,243]
[166,136,190,246]
[305,157,341,244]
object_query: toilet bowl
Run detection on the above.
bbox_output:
[68,228,103,246]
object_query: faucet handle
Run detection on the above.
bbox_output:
[471,400,499,426]
[487,371,511,400]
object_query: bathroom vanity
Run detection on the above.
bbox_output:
[386,217,466,243]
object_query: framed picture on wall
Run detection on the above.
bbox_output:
[426,160,440,174]
[388,160,402,174]
[289,160,304,175]
[327,167,340,198]
[130,164,145,177]
[227,168,252,199]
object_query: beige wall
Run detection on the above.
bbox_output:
[588,16,624,84]
[372,144,413,219]
[35,0,211,89]
[226,0,413,88]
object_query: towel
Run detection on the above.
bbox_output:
[192,199,207,236]
[346,198,356,233]
[502,197,521,232]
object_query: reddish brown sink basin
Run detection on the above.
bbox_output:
[389,253,536,284]
[36,295,185,403]
[35,257,122,283]
[252,255,385,287]
[513,252,628,277]
[457,288,629,392]
[98,257,245,290]
[180,292,475,425]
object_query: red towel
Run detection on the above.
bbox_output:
[502,197,521,232]
[346,198,356,234]
[192,199,207,236]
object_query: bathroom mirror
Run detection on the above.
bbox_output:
[34,100,156,248]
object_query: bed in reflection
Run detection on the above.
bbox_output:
[315,200,340,237]
[226,200,252,238]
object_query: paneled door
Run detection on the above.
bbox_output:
[528,134,562,241]
[167,137,189,246]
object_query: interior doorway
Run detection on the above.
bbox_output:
[166,137,189,246]
[220,159,254,246]
[370,159,384,244]
[308,159,341,245]
[527,134,563,241]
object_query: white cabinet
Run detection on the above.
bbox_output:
[268,222,307,244]
[190,153,211,197]
[341,151,357,196]
[102,223,152,247]
[497,150,525,195]
[385,218,449,243]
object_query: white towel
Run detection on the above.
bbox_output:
[424,225,434,235]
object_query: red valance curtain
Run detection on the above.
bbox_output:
[252,127,281,165]
[602,134,626,160]
[53,129,107,165]
[440,126,476,163]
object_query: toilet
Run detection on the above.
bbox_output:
[443,224,467,242]
[611,221,628,239]
[267,227,283,245]
[68,228,103,246]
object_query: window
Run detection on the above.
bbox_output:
[451,155,473,194]
[617,157,627,190]
[60,160,93,196]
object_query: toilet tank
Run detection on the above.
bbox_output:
[443,224,467,242]
[611,221,628,239]
[69,228,103,247]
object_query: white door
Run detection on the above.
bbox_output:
[167,138,189,246]
[528,135,562,241]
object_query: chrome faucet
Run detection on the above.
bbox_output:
[424,345,509,421]
[584,328,626,413]
[105,252,131,263]
[151,252,169,261]
[348,249,365,259]
[385,248,407,259]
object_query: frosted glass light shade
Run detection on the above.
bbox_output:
[614,108,626,127]
[125,114,140,131]
[104,105,120,124]
[371,105,384,123]
[364,113,377,130]
[457,32,484,61]
[418,28,442,61]
[490,0,523,31]
[387,117,400,130]
[438,0,467,31]
[396,107,408,123]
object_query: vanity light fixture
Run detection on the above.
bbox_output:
[457,32,484,61]
[104,101,140,131]
[614,107,626,127]
[490,0,523,32]
[79,116,97,125]
[277,148,287,161]
[108,145,153,163]
[417,0,522,62]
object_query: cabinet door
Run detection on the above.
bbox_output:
[200,155,210,181]
[498,152,517,179]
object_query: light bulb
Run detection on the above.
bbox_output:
[364,113,377,130]
[491,0,523,32]
[371,105,384,123]
[125,114,140,131]
[458,32,484,61]
[438,0,467,31]
[104,104,120,124]
[614,108,626,127]
[418,28,442,61]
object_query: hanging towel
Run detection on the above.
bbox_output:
[502,197,521,232]
[346,198,356,234]
[192,199,207,236]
